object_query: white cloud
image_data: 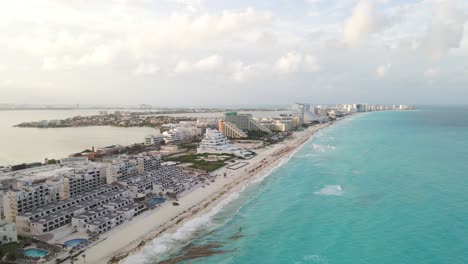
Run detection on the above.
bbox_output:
[376,63,391,78]
[134,63,159,75]
[274,52,302,74]
[424,67,440,78]
[75,45,117,65]
[174,55,223,73]
[304,55,321,72]
[422,0,467,59]
[231,61,267,82]
[42,57,58,71]
[343,0,388,45]
[274,52,320,74]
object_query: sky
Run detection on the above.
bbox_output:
[0,0,467,107]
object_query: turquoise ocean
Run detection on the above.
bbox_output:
[127,106,468,264]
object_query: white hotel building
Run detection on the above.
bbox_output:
[197,128,252,158]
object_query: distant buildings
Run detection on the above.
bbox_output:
[139,104,152,109]
[291,103,307,124]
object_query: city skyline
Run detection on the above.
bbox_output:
[1,0,467,106]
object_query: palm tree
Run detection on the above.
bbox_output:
[82,254,86,264]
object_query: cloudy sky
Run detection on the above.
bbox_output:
[0,0,467,106]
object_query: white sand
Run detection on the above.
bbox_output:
[72,124,329,264]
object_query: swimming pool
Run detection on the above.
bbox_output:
[64,238,88,248]
[146,197,166,206]
[23,248,49,257]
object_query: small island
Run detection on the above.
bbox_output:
[14,111,197,128]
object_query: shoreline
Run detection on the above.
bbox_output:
[70,121,335,264]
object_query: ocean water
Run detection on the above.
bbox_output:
[127,106,468,264]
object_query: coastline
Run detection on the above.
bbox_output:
[72,122,335,264]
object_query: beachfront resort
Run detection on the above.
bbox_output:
[0,103,412,263]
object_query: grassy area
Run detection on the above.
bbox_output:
[164,153,236,172]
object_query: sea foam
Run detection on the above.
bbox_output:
[314,185,344,196]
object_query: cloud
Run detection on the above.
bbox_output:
[274,52,320,74]
[42,57,58,71]
[134,63,159,75]
[343,0,388,45]
[231,61,267,82]
[376,63,391,78]
[304,55,320,72]
[422,0,467,59]
[274,52,302,74]
[174,55,223,73]
[424,67,440,78]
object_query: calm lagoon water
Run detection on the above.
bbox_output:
[0,109,157,166]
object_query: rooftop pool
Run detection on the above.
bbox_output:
[64,238,88,248]
[146,197,166,206]
[23,248,49,258]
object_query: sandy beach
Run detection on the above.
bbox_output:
[72,123,330,264]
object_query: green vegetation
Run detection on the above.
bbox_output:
[47,159,58,164]
[0,242,19,260]
[172,202,180,206]
[163,153,236,172]
[246,130,270,140]
[178,143,198,150]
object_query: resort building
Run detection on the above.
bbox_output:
[3,180,61,223]
[16,186,128,236]
[59,164,107,199]
[218,120,248,138]
[0,219,17,244]
[85,212,125,234]
[106,156,139,183]
[71,207,111,233]
[145,134,164,146]
[218,112,272,138]
[198,129,252,158]
[162,127,193,144]
[136,154,161,174]
[116,202,146,220]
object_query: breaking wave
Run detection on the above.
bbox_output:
[312,144,336,152]
[124,187,244,264]
[314,185,344,196]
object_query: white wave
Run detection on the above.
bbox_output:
[312,144,335,152]
[124,187,244,264]
[303,254,329,263]
[314,185,343,196]
[352,170,361,174]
